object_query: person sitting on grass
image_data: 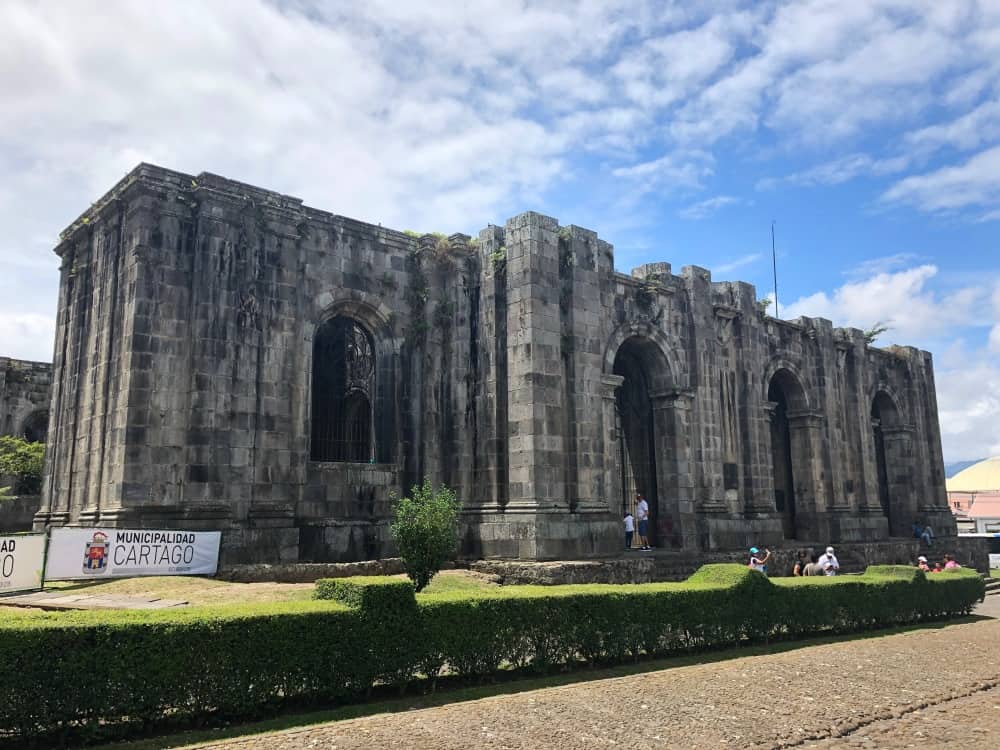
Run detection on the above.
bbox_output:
[803,555,823,576]
[917,555,930,572]
[943,553,961,569]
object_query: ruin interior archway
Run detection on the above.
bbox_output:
[311,317,376,462]
[20,410,48,443]
[612,336,677,548]
[871,391,903,536]
[767,369,808,539]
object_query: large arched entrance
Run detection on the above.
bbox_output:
[871,391,903,535]
[767,369,808,539]
[612,336,675,548]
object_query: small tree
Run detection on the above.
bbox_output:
[0,436,44,495]
[390,478,460,592]
[863,321,891,345]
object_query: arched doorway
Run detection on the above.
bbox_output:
[871,391,901,535]
[767,369,807,539]
[612,336,674,547]
[20,410,48,443]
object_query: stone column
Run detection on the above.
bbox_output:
[883,423,919,513]
[651,387,696,548]
[503,212,565,512]
[750,401,779,515]
[599,374,624,515]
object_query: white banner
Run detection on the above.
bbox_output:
[45,528,221,580]
[0,533,46,594]
[989,553,1000,570]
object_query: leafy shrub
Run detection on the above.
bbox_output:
[0,565,983,745]
[0,436,44,494]
[390,478,459,592]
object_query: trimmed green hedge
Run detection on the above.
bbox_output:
[0,566,983,745]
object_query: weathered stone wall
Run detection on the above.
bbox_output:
[0,495,41,532]
[0,357,52,441]
[38,164,956,563]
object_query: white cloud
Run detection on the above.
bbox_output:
[937,357,1000,462]
[880,145,1000,216]
[903,98,1000,155]
[0,313,55,362]
[781,264,987,343]
[847,253,921,278]
[2,0,1000,363]
[990,282,1000,354]
[611,150,715,200]
[713,252,762,274]
[757,153,909,190]
[784,264,1000,463]
[678,195,741,220]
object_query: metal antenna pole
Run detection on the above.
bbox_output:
[771,220,779,318]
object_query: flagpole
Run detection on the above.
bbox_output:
[771,220,779,318]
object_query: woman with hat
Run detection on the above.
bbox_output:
[748,546,772,574]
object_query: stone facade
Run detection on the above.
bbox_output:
[0,357,52,442]
[36,164,957,563]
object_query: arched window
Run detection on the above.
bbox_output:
[311,317,375,462]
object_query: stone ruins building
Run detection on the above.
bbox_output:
[1,357,52,443]
[35,164,957,563]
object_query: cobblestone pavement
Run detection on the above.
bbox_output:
[191,617,1000,750]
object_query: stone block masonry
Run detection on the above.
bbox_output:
[35,163,957,563]
[0,357,52,442]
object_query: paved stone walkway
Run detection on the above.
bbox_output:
[189,613,1000,750]
[0,591,187,610]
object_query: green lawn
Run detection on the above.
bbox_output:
[990,568,1000,579]
[0,569,497,617]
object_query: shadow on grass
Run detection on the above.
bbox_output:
[86,615,991,750]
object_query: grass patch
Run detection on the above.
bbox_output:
[91,615,986,750]
[0,571,497,619]
[991,568,1000,579]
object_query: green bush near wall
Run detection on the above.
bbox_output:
[0,566,983,745]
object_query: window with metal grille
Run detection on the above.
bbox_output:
[311,317,375,462]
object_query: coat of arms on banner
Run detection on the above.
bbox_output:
[83,532,110,574]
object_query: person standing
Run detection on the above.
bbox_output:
[817,546,840,576]
[623,511,635,550]
[636,493,651,550]
[748,547,772,574]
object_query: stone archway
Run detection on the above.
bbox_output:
[871,390,906,536]
[609,335,683,548]
[19,410,49,443]
[766,368,809,539]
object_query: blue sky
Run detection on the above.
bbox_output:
[1,0,998,462]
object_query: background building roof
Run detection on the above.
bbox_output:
[946,456,1000,493]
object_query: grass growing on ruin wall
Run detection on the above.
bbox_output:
[0,565,983,746]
